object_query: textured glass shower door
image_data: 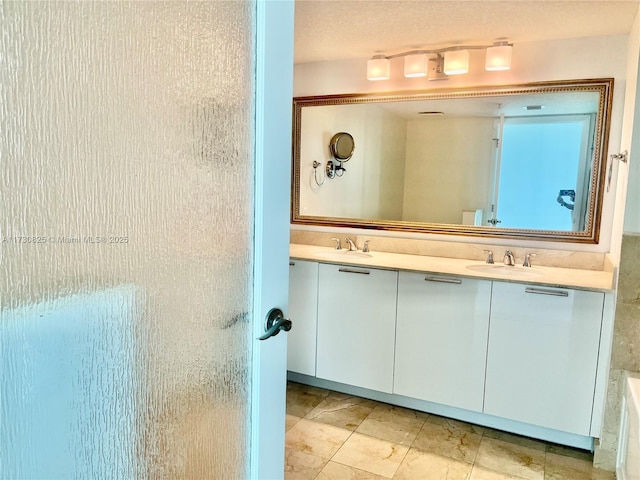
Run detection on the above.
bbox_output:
[0,2,293,478]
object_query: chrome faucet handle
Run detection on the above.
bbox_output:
[483,249,494,264]
[523,253,537,267]
[362,240,370,253]
[345,237,357,251]
[330,237,342,250]
[504,249,515,266]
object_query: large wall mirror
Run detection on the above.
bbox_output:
[291,79,614,243]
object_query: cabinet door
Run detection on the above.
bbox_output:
[287,260,319,376]
[484,282,604,435]
[394,272,491,412]
[316,264,398,393]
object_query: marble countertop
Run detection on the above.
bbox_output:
[290,244,615,292]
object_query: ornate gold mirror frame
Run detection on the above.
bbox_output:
[291,79,614,243]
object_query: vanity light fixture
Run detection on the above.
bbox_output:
[367,41,513,81]
[367,55,391,81]
[443,49,469,75]
[428,55,448,81]
[404,53,428,78]
[485,41,513,71]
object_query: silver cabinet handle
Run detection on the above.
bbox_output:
[525,287,569,297]
[289,261,295,266]
[338,268,370,275]
[424,276,462,284]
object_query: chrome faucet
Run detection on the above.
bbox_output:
[362,240,370,253]
[345,237,357,251]
[504,250,515,266]
[523,253,537,267]
[483,249,494,264]
[331,237,342,250]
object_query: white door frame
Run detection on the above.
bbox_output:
[250,1,294,478]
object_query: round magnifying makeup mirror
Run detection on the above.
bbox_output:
[329,132,355,162]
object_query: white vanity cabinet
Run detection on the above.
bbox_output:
[393,272,491,412]
[287,260,319,376]
[316,263,398,393]
[483,282,605,436]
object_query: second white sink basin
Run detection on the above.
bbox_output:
[314,250,373,261]
[466,264,543,278]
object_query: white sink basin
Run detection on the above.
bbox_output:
[314,250,373,261]
[466,264,543,278]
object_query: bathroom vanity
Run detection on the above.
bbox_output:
[286,76,620,453]
[287,244,614,450]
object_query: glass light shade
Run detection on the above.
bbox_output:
[403,53,427,78]
[367,56,390,81]
[486,44,512,71]
[443,49,469,75]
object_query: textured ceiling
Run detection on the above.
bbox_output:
[294,0,639,64]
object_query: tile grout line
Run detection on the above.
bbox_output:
[287,382,611,480]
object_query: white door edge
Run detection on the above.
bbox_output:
[250,1,294,479]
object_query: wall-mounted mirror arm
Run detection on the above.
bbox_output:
[326,161,346,179]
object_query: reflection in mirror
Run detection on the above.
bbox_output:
[330,132,355,161]
[495,115,594,231]
[291,79,613,243]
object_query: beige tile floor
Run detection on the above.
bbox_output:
[285,382,616,480]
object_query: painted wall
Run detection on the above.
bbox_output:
[300,108,495,224]
[623,117,640,232]
[624,15,640,237]
[402,117,494,224]
[594,8,640,471]
[366,107,407,220]
[294,35,629,253]
[298,103,406,219]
